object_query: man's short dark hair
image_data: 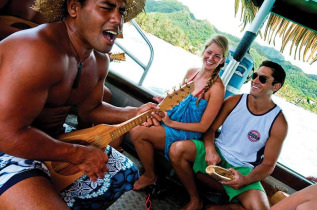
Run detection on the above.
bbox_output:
[260,60,286,87]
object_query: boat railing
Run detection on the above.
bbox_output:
[114,19,154,86]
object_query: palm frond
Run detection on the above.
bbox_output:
[235,0,317,64]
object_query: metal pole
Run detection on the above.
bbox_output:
[221,0,276,87]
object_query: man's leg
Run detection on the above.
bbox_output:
[0,176,69,210]
[206,189,269,210]
[60,146,139,209]
[169,140,203,210]
[195,173,227,193]
[130,125,166,190]
[237,189,270,210]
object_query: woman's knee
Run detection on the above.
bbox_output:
[169,141,187,163]
[129,126,145,143]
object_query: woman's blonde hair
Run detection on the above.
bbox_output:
[196,35,229,105]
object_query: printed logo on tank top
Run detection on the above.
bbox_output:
[248,130,260,142]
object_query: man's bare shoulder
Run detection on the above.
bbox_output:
[0,24,68,82]
[213,94,243,118]
[272,111,288,132]
[93,50,110,78]
[223,94,243,107]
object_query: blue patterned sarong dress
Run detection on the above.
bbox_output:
[0,124,139,209]
[162,93,208,160]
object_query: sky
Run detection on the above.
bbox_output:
[178,0,317,75]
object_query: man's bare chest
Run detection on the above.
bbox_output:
[46,64,101,107]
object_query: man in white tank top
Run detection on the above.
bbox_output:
[169,61,288,210]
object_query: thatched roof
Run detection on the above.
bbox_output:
[235,0,317,64]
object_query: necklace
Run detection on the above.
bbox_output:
[62,21,89,89]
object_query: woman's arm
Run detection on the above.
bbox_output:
[162,80,224,133]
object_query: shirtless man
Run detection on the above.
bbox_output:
[170,60,288,210]
[0,0,160,209]
[0,0,127,151]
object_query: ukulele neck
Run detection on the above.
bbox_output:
[110,109,154,139]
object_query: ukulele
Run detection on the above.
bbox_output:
[109,52,126,62]
[44,81,195,191]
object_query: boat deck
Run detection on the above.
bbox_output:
[108,151,188,210]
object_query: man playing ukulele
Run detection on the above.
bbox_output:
[0,0,162,209]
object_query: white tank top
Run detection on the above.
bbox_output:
[215,94,282,168]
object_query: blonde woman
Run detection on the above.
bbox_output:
[130,35,229,191]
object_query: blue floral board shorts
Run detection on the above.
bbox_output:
[0,125,139,209]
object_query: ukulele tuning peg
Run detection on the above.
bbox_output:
[179,83,185,91]
[165,90,172,99]
[171,86,178,95]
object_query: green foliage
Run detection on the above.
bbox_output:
[138,0,216,53]
[257,45,285,61]
[145,0,190,14]
[136,0,317,114]
[135,12,192,51]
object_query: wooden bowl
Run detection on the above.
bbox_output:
[270,191,289,206]
[205,165,234,181]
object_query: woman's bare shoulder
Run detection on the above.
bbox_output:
[208,77,225,93]
[184,68,200,81]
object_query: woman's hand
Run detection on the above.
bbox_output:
[137,103,165,127]
[161,111,173,126]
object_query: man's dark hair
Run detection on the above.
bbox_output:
[260,60,286,87]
